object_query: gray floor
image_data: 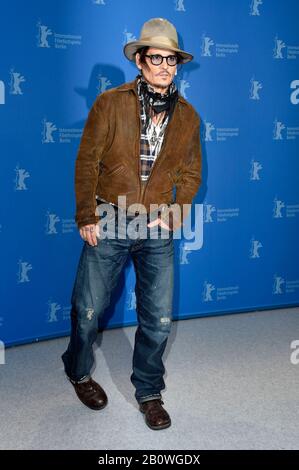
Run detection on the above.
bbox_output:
[0,307,298,450]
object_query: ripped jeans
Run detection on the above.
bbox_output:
[61,207,174,405]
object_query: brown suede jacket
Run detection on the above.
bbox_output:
[75,76,202,230]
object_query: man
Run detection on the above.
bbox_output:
[61,18,202,431]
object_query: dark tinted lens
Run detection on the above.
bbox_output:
[167,55,178,65]
[151,55,162,64]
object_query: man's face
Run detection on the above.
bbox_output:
[135,47,177,94]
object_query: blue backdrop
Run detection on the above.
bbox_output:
[1,0,298,346]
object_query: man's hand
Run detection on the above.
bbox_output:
[79,224,98,246]
[147,218,171,231]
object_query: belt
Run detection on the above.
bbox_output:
[96,197,171,219]
[96,197,151,219]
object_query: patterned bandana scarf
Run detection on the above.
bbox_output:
[136,72,179,128]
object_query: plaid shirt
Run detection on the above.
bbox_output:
[136,75,177,183]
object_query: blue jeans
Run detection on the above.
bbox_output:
[61,206,174,404]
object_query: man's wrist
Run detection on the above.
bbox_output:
[159,203,183,231]
[77,215,99,230]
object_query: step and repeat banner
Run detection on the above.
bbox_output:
[1,0,298,346]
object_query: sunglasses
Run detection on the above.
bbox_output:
[144,54,179,66]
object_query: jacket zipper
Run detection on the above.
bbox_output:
[135,93,142,203]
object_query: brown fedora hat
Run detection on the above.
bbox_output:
[123,17,194,64]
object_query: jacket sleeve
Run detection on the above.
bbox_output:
[160,111,202,231]
[74,92,110,229]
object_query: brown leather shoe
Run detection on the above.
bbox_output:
[71,378,108,410]
[139,399,171,430]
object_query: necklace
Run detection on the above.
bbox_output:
[147,111,168,153]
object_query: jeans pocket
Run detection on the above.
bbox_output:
[160,225,173,238]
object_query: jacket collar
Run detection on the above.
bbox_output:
[116,76,187,104]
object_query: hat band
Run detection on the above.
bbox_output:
[140,36,178,50]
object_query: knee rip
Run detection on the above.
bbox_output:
[86,308,95,320]
[160,316,171,325]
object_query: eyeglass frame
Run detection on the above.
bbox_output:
[144,54,179,66]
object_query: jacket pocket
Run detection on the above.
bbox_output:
[106,164,125,176]
[160,171,174,194]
